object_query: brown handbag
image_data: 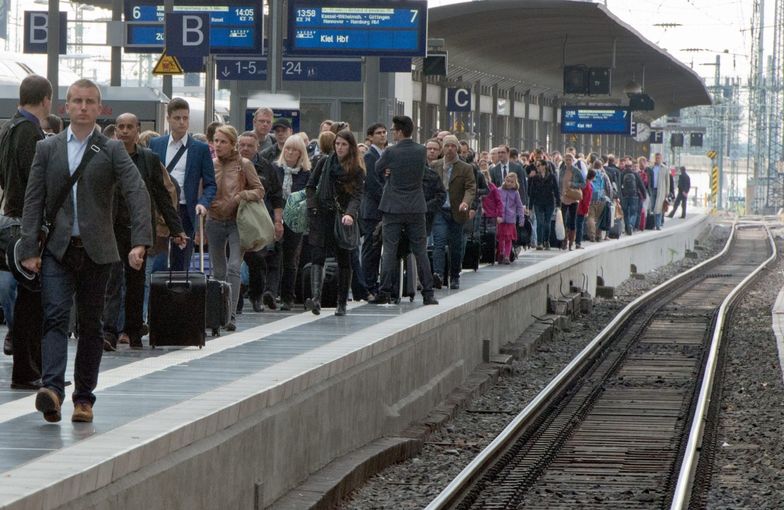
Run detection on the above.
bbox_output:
[565,187,583,201]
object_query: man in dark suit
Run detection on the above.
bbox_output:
[359,122,387,297]
[668,166,691,219]
[149,97,217,271]
[20,79,153,423]
[431,135,476,290]
[369,116,437,305]
[490,144,527,204]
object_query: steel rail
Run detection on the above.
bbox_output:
[426,221,738,510]
[669,222,777,509]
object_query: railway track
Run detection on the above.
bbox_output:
[426,223,776,510]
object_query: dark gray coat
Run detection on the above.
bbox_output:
[20,128,152,264]
[377,138,427,215]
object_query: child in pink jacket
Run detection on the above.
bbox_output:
[497,173,526,264]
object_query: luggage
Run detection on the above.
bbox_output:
[480,230,496,264]
[395,253,417,303]
[149,230,207,348]
[300,259,338,309]
[462,235,481,271]
[645,212,655,230]
[195,216,232,336]
[515,215,532,249]
[608,218,623,239]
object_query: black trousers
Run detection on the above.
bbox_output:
[379,213,433,296]
[360,217,381,294]
[11,285,42,383]
[670,193,687,217]
[102,227,146,339]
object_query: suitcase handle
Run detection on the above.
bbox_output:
[166,281,192,292]
[167,213,206,284]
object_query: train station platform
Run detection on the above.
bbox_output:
[0,214,709,510]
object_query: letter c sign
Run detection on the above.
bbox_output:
[447,88,472,112]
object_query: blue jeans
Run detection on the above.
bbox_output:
[650,188,662,228]
[432,209,466,280]
[576,215,587,246]
[0,270,17,331]
[534,205,554,246]
[622,196,640,234]
[41,247,111,404]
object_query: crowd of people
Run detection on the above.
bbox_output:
[0,75,693,424]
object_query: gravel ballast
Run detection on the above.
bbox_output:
[705,234,784,508]
[340,225,732,510]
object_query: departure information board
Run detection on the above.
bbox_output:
[125,0,262,54]
[561,107,632,135]
[287,0,427,56]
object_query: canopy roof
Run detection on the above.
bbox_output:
[427,0,712,120]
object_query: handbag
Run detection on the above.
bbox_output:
[554,208,566,241]
[565,187,583,201]
[283,189,309,234]
[333,212,360,250]
[237,200,275,252]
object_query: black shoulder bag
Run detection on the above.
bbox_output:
[6,132,105,291]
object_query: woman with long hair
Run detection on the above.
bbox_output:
[305,129,365,316]
[206,125,264,330]
[273,135,311,310]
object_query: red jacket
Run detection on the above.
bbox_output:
[577,182,593,216]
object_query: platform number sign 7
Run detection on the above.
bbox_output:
[410,10,418,22]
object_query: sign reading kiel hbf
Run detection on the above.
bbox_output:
[287,0,427,56]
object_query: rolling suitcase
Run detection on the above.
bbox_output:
[149,233,207,348]
[395,253,417,303]
[462,234,481,271]
[193,215,232,336]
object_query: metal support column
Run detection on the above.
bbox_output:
[508,87,517,147]
[537,94,545,148]
[163,0,173,99]
[111,0,121,86]
[491,84,498,147]
[47,0,59,105]
[363,57,381,131]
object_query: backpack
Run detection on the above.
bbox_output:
[283,189,309,234]
[0,117,28,199]
[621,171,638,198]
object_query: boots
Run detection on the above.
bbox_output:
[305,264,323,315]
[335,270,351,316]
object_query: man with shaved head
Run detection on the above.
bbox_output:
[103,112,185,351]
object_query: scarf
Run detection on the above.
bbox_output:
[281,163,301,200]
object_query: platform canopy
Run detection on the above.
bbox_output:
[427,0,712,120]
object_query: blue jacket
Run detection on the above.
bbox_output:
[148,134,217,230]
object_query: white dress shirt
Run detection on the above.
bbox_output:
[166,135,189,204]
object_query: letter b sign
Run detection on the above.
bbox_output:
[166,13,210,57]
[24,11,67,54]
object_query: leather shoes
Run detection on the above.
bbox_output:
[11,379,43,390]
[251,297,263,313]
[450,279,460,290]
[262,291,277,310]
[35,387,62,423]
[102,332,117,352]
[129,336,144,350]
[423,295,439,305]
[72,401,93,423]
[280,300,293,311]
[432,273,443,289]
[3,332,12,355]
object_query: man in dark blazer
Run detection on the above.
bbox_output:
[370,116,437,305]
[490,144,527,204]
[148,97,217,271]
[359,122,387,297]
[20,79,152,423]
[431,135,476,289]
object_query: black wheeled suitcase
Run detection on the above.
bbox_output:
[149,247,207,348]
[462,235,481,271]
[395,253,417,303]
[194,215,232,336]
[645,212,655,230]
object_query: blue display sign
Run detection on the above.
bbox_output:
[216,57,362,82]
[560,107,632,135]
[245,109,301,132]
[124,0,262,54]
[287,0,427,57]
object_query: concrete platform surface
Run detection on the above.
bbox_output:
[0,214,707,510]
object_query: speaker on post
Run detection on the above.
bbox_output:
[563,65,588,94]
[690,132,703,147]
[588,67,610,95]
[423,52,447,76]
[629,93,655,111]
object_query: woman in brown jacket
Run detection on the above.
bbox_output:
[206,125,264,330]
[305,129,365,316]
